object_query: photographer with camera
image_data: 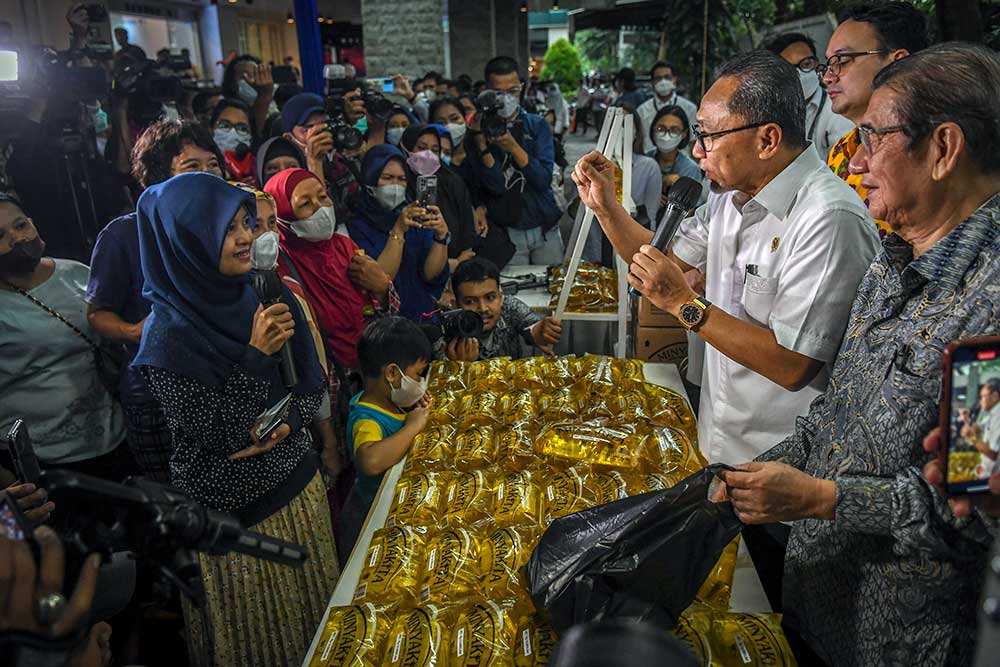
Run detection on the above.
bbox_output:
[441,256,562,361]
[86,120,224,483]
[281,92,362,225]
[467,56,564,266]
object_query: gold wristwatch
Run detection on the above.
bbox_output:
[678,296,712,331]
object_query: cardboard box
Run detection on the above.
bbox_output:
[636,326,688,366]
[638,297,682,328]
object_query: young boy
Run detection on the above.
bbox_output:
[336,317,434,561]
[442,257,563,362]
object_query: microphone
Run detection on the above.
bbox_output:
[251,269,299,389]
[627,176,703,298]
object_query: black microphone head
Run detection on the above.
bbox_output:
[252,269,284,302]
[666,176,702,212]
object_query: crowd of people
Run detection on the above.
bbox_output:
[3,1,1000,666]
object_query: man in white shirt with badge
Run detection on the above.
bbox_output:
[637,61,699,155]
[573,49,879,468]
[765,32,854,160]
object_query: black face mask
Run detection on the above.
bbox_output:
[0,237,45,276]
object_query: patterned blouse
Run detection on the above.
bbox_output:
[827,127,893,238]
[757,193,1000,666]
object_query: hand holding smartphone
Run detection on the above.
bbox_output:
[7,419,42,486]
[940,336,1000,494]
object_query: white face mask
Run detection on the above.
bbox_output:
[389,365,427,408]
[237,78,258,105]
[372,184,407,211]
[655,133,684,153]
[499,93,520,119]
[251,230,280,270]
[799,69,820,101]
[288,206,337,242]
[446,123,467,146]
[386,127,406,146]
[654,78,676,98]
[214,127,252,153]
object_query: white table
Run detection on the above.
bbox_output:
[302,362,769,666]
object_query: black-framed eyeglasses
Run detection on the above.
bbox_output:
[654,126,686,139]
[692,122,769,152]
[216,120,251,134]
[795,56,820,73]
[817,50,890,78]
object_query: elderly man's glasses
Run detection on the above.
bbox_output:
[857,124,907,154]
[817,50,890,78]
[692,122,768,152]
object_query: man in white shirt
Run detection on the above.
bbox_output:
[962,379,1000,475]
[765,32,854,160]
[637,61,699,155]
[573,50,879,465]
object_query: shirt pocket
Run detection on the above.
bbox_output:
[741,272,778,326]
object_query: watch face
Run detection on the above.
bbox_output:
[681,303,701,326]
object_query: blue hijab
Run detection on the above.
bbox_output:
[133,173,322,394]
[352,144,411,232]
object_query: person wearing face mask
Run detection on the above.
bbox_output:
[338,316,433,560]
[637,61,699,156]
[255,135,307,188]
[467,56,564,266]
[348,145,451,321]
[134,173,337,667]
[381,109,413,147]
[765,32,854,162]
[0,193,131,478]
[649,105,707,214]
[86,120,224,483]
[221,54,275,145]
[211,99,257,186]
[400,124,514,273]
[265,168,399,380]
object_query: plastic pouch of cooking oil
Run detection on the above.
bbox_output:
[453,425,497,471]
[443,470,497,526]
[535,421,645,469]
[499,390,535,423]
[408,425,457,470]
[387,472,446,528]
[459,392,503,427]
[308,602,392,667]
[541,465,596,525]
[380,604,455,667]
[695,537,740,610]
[513,615,558,667]
[674,608,798,667]
[589,470,644,506]
[494,423,539,468]
[643,384,699,440]
[465,358,512,391]
[428,360,468,393]
[449,599,522,667]
[537,388,579,421]
[354,526,427,604]
[641,426,707,477]
[483,524,540,597]
[419,527,485,604]
[493,469,544,528]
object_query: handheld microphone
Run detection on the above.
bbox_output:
[627,176,702,298]
[251,269,299,389]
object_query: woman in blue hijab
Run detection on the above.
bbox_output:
[133,173,338,667]
[347,144,450,321]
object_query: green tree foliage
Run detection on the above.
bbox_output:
[541,39,584,98]
[575,28,618,75]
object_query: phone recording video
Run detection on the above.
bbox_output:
[0,491,31,541]
[942,337,1000,494]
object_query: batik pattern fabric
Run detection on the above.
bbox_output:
[827,127,892,238]
[757,193,1000,666]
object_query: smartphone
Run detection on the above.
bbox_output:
[272,65,296,85]
[254,393,293,443]
[368,77,395,94]
[0,490,34,540]
[940,336,1000,494]
[7,419,41,486]
[416,175,438,208]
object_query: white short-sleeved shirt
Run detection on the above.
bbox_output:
[672,147,879,464]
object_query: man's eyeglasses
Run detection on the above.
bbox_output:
[692,122,769,152]
[490,83,523,97]
[795,56,820,73]
[817,50,890,78]
[858,120,942,154]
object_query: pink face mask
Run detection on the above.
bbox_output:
[406,150,441,176]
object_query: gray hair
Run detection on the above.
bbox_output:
[873,42,1000,174]
[715,50,807,149]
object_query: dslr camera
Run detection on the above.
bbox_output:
[474,90,510,140]
[420,309,484,346]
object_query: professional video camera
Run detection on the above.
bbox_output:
[420,309,484,345]
[474,90,511,140]
[37,470,308,605]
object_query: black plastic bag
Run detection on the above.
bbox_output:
[526,464,742,633]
